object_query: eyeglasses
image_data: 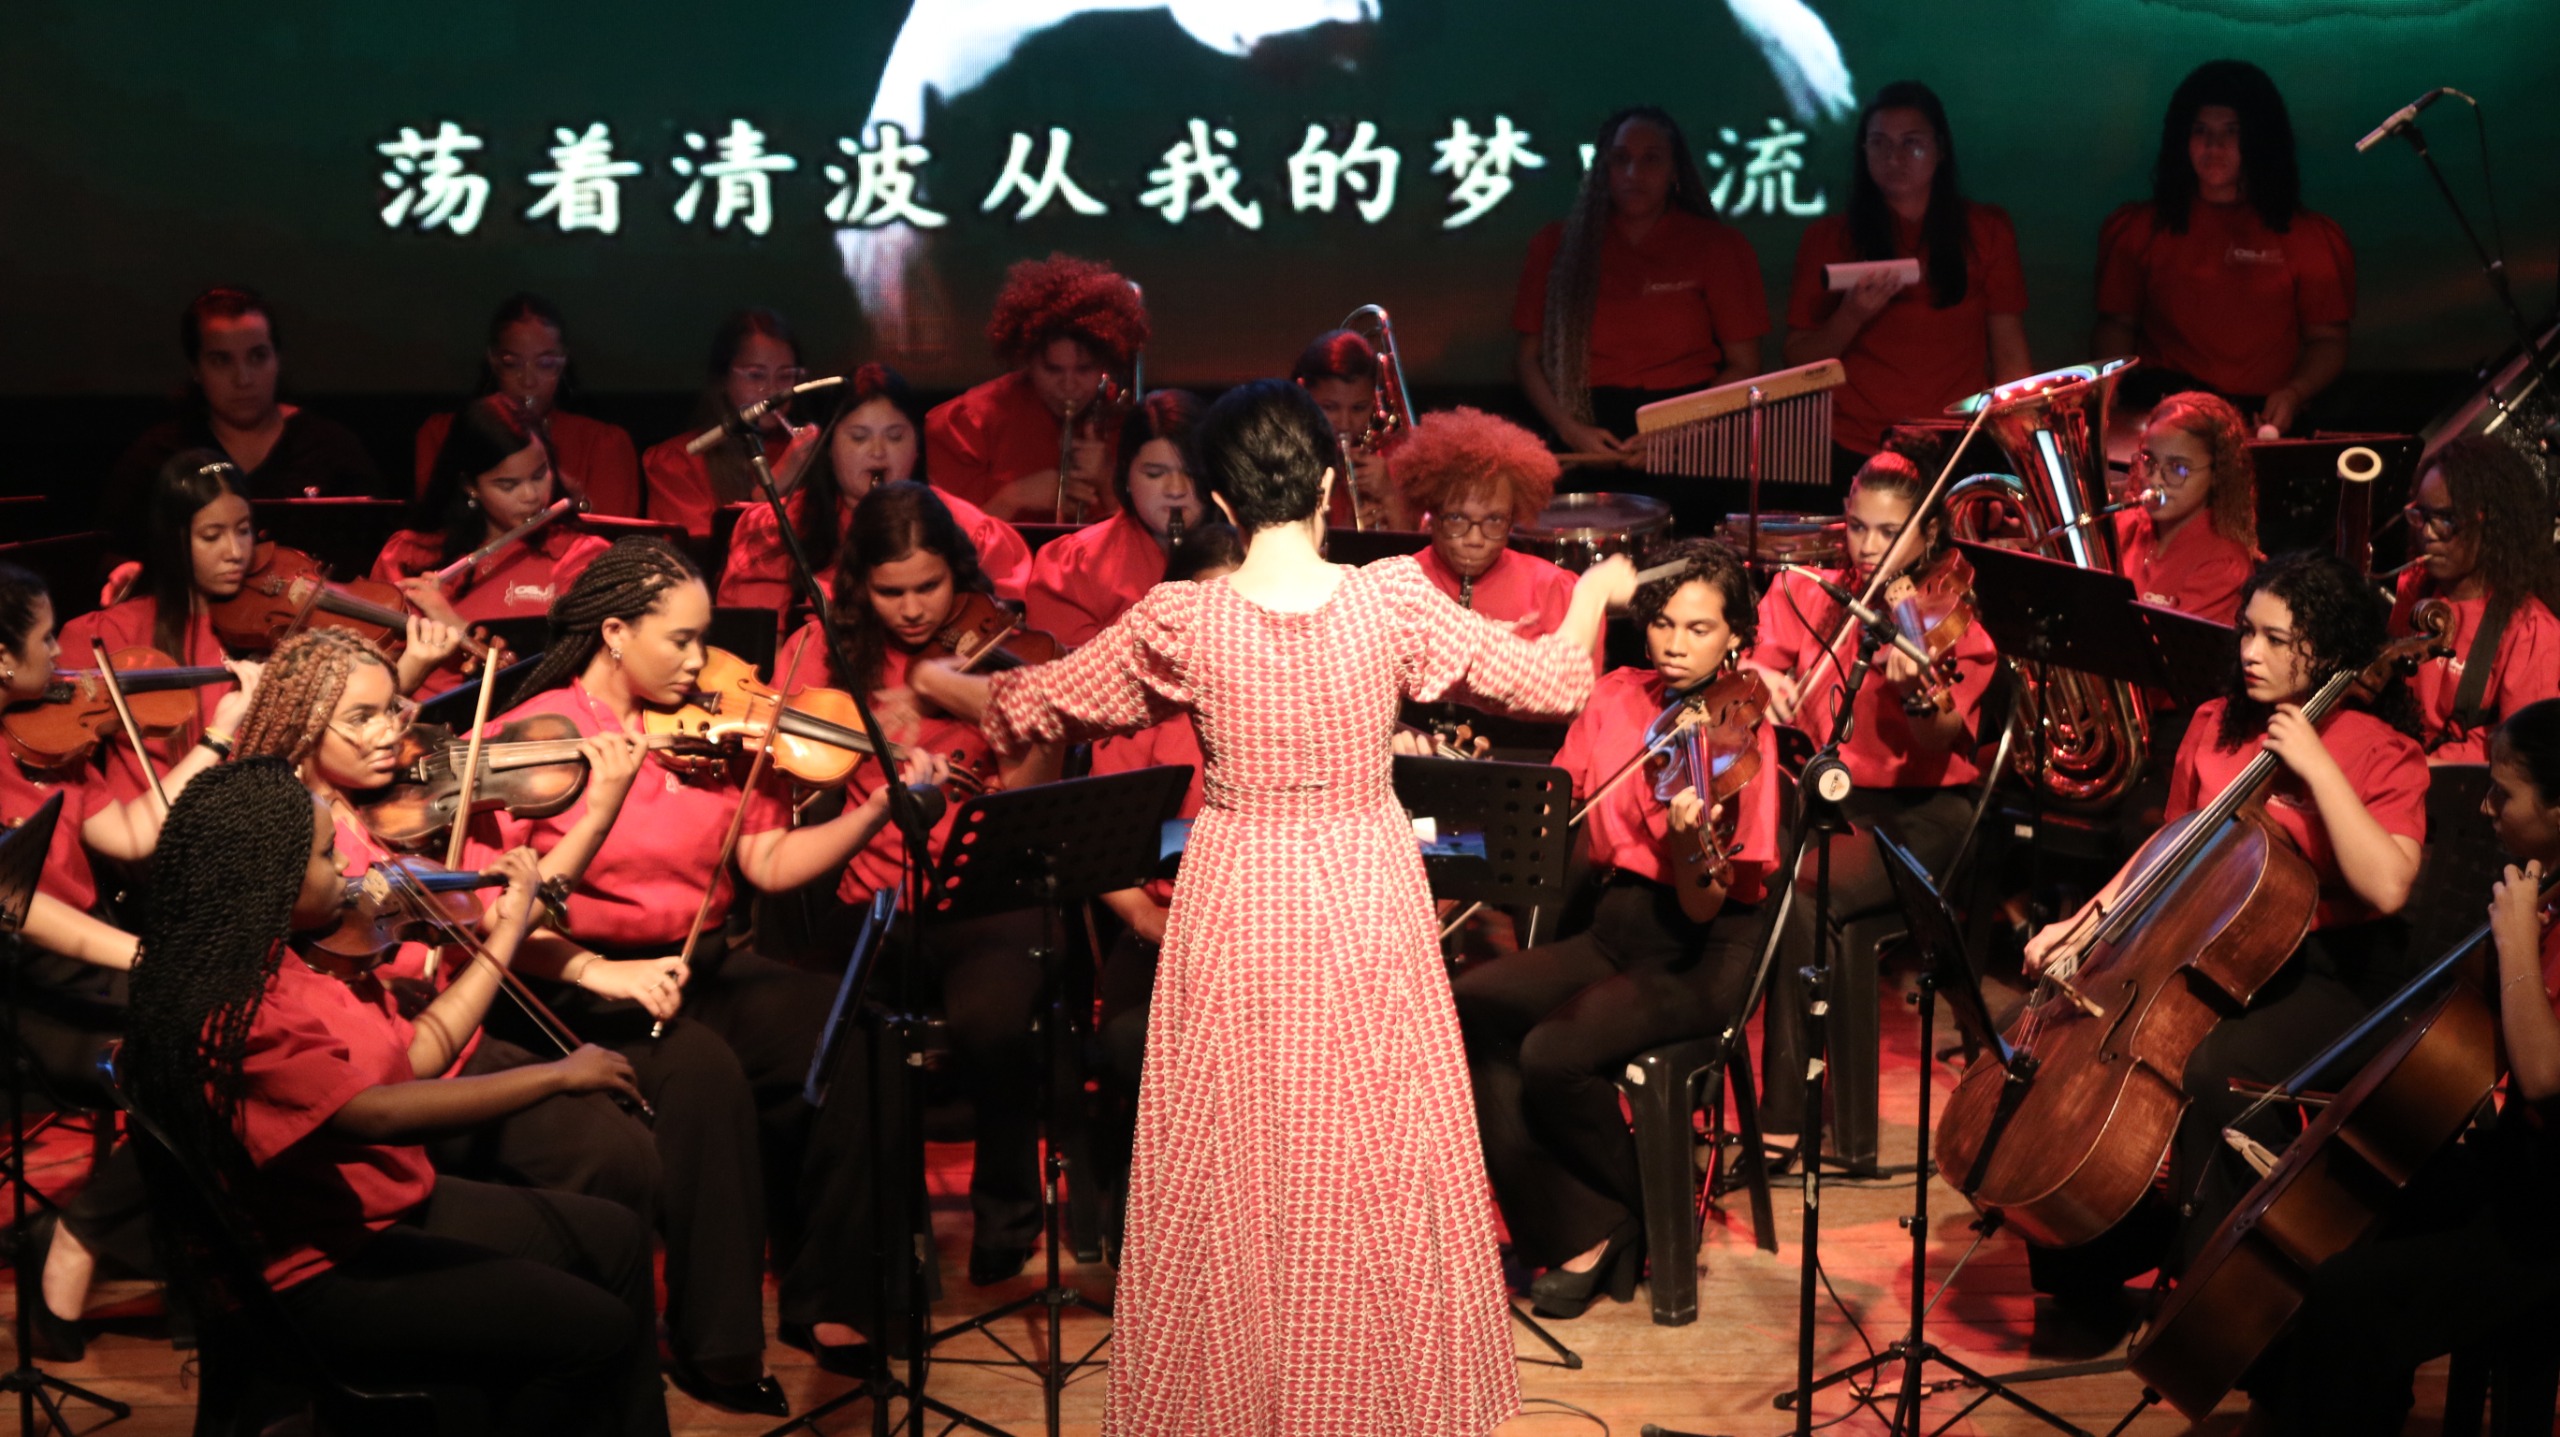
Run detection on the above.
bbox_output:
[1435,513,1513,539]
[328,698,417,746]
[2401,502,2464,540]
[730,365,807,389]
[2134,450,2207,483]
[1862,135,1936,160]
[493,353,568,376]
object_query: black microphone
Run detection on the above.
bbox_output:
[682,375,846,456]
[1778,565,1941,674]
[903,781,949,830]
[2355,87,2449,154]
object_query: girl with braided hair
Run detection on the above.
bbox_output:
[2388,434,2560,763]
[125,758,666,1436]
[927,251,1150,521]
[477,535,942,1364]
[234,626,791,1414]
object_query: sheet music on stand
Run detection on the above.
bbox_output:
[1956,540,2228,711]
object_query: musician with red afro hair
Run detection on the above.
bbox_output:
[926,253,1151,522]
[1392,407,1582,647]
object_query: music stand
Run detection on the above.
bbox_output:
[921,768,1191,1437]
[0,794,131,1435]
[2132,602,2238,714]
[1954,542,2185,698]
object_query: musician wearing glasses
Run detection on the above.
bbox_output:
[2114,392,2260,626]
[2387,436,2560,763]
[374,393,612,698]
[1514,106,1768,464]
[1393,409,1581,647]
[410,293,644,518]
[639,309,823,540]
[1293,329,1412,529]
[2094,61,2353,435]
[1783,82,2031,485]
[1026,390,1207,649]
[927,252,1150,522]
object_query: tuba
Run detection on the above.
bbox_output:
[1943,360,2149,808]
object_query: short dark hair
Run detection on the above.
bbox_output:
[2496,699,2560,808]
[0,563,48,662]
[2155,60,2301,233]
[1290,330,1379,389]
[1631,538,1757,652]
[181,286,275,363]
[1115,390,1205,507]
[1165,521,1245,582]
[1193,380,1336,535]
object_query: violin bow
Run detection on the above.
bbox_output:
[89,641,172,816]
[424,639,506,979]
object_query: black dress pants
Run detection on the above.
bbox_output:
[278,1175,666,1437]
[1454,877,1758,1269]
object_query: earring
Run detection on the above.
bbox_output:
[465,494,480,510]
[609,646,623,664]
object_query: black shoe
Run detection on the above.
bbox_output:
[779,1322,877,1379]
[666,1358,789,1416]
[1528,1224,1642,1320]
[967,1243,1033,1287]
[19,1212,86,1363]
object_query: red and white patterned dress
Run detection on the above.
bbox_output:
[983,555,1593,1437]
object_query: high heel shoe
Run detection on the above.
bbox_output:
[1527,1224,1642,1320]
[19,1213,87,1362]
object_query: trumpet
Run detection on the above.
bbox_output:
[1340,303,1417,532]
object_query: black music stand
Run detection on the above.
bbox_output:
[922,768,1191,1437]
[0,794,131,1435]
[1773,831,2089,1437]
[2247,435,2421,574]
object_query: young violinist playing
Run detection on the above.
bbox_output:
[2027,552,2426,1283]
[639,309,822,539]
[1454,539,1781,1319]
[1293,328,1410,529]
[1025,389,1206,648]
[2265,698,2560,1434]
[2389,434,2560,763]
[781,481,1061,1284]
[718,363,1031,615]
[478,537,940,1364]
[374,393,612,697]
[2113,390,2260,626]
[926,251,1149,522]
[411,292,643,517]
[1744,448,1999,1145]
[1394,407,1581,641]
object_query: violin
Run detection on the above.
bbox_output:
[920,590,1064,674]
[1875,548,1978,716]
[211,540,490,661]
[1644,668,1771,887]
[2,646,237,769]
[648,647,976,792]
[361,713,595,849]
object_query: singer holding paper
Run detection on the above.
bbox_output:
[2093,61,2353,435]
[2113,391,2260,625]
[1783,83,2031,485]
[639,309,824,539]
[1743,451,1998,1142]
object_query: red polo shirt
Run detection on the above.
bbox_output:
[2114,509,2255,625]
[58,595,230,803]
[1748,566,1998,791]
[1554,666,1782,903]
[718,489,1032,612]
[2096,200,2355,400]
[1786,203,2028,454]
[2,756,111,912]
[1026,513,1164,650]
[1413,545,1578,643]
[413,409,643,519]
[927,370,1120,520]
[2167,699,2426,930]
[373,526,611,699]
[639,429,794,540]
[1512,209,1770,393]
[2390,575,2560,763]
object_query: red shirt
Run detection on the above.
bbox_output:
[1027,513,1164,650]
[2114,509,2255,625]
[1512,210,1770,392]
[1414,545,1578,643]
[2096,200,2355,399]
[1748,566,1998,790]
[2,756,111,912]
[2167,699,2427,930]
[720,489,1032,613]
[471,679,790,949]
[639,429,793,539]
[927,371,1120,519]
[1786,204,2028,454]
[1090,712,1206,907]
[775,623,994,905]
[372,526,610,699]
[1554,667,1781,903]
[413,409,643,520]
[58,595,230,803]
[2390,576,2560,763]
[231,954,435,1290]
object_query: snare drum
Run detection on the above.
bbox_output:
[1513,492,1672,572]
[1716,512,1845,569]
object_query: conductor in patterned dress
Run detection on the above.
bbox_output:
[912,380,1638,1437]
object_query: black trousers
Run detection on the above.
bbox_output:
[278,1175,666,1437]
[1454,878,1760,1269]
[1760,787,1973,1135]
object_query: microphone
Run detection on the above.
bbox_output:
[2355,87,2449,154]
[903,781,949,831]
[1778,565,1940,675]
[682,375,847,456]
[2027,488,2162,552]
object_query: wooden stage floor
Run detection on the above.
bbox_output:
[9,968,2460,1437]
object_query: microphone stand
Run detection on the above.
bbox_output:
[697,405,982,1437]
[2379,118,2554,387]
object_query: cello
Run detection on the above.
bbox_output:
[1933,604,2457,1249]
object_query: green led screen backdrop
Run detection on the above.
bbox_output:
[6,0,2555,394]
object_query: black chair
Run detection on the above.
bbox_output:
[98,1051,456,1436]
[2442,1320,2560,1437]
